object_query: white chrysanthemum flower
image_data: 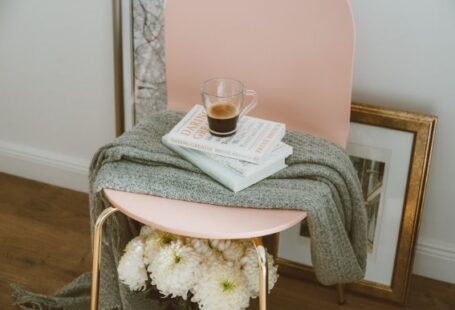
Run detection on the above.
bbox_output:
[240,246,278,298]
[117,236,148,291]
[205,250,229,268]
[139,225,154,236]
[189,238,212,256]
[186,238,226,266]
[192,263,250,310]
[148,240,202,299]
[120,230,279,308]
[222,240,246,262]
[143,230,179,265]
[210,239,231,251]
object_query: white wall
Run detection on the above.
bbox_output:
[0,0,453,283]
[0,0,116,191]
[350,0,455,283]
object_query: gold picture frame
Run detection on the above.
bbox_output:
[266,103,437,305]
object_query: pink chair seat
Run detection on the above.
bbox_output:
[103,188,306,239]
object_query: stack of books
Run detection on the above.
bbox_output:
[162,105,292,192]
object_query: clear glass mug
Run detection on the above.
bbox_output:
[200,78,257,137]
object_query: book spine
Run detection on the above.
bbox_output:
[167,136,214,154]
[259,124,286,159]
[163,138,237,191]
[167,136,262,163]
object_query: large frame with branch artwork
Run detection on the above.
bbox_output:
[114,0,167,134]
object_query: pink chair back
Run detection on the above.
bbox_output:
[165,0,355,147]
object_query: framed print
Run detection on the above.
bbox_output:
[269,103,437,304]
[116,0,167,132]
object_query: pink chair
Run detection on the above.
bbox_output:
[91,1,355,309]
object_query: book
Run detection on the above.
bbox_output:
[166,105,286,164]
[204,142,292,177]
[162,135,288,192]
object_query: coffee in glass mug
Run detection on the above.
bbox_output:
[201,78,257,137]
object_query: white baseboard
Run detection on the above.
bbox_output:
[0,140,89,192]
[1,140,454,283]
[413,238,455,284]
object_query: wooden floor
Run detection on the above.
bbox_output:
[0,172,454,309]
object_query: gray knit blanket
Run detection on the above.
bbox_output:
[14,111,367,310]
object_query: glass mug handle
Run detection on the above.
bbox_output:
[239,89,257,120]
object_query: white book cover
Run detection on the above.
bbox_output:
[162,135,287,192]
[204,142,292,177]
[166,105,286,164]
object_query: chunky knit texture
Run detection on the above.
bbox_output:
[14,111,367,310]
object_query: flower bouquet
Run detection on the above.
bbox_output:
[118,226,278,310]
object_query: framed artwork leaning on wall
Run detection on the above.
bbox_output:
[267,103,437,305]
[117,0,167,133]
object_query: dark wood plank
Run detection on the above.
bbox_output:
[0,173,454,309]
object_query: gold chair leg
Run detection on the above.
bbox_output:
[337,283,346,305]
[90,207,119,310]
[253,237,268,310]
